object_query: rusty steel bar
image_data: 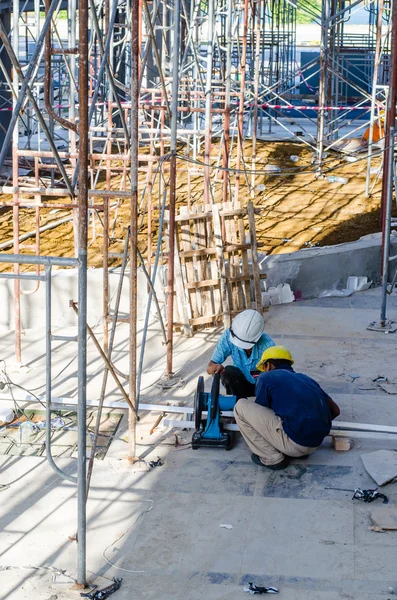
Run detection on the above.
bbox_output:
[222,0,232,206]
[203,0,214,205]
[0,19,74,195]
[71,0,122,191]
[88,0,130,142]
[251,0,260,197]
[234,0,249,207]
[142,0,171,116]
[44,0,77,132]
[0,0,60,172]
[166,0,181,378]
[70,301,136,411]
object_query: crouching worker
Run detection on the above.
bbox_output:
[207,309,275,400]
[234,346,340,470]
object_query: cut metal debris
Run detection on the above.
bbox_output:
[244,582,279,594]
[352,488,388,504]
[148,457,163,468]
[219,524,233,530]
[325,487,388,503]
[80,577,122,599]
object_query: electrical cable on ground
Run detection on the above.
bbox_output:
[0,565,76,582]
[102,499,154,573]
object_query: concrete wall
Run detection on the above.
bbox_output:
[0,231,395,330]
[261,232,397,299]
[0,267,167,331]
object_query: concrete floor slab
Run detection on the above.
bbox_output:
[247,497,354,544]
[1,287,397,599]
[354,543,397,581]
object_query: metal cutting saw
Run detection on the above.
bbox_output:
[192,373,237,450]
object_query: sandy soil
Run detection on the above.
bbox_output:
[0,140,385,272]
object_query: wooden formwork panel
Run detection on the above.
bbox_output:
[164,201,265,331]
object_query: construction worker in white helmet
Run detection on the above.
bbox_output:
[207,309,275,399]
[234,345,340,470]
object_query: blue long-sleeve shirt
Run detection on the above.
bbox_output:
[255,366,332,447]
[211,329,275,383]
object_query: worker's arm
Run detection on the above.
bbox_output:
[208,331,231,376]
[207,361,225,376]
[327,397,340,420]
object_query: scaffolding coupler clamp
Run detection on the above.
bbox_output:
[80,577,122,600]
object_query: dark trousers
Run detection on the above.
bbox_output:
[221,365,256,400]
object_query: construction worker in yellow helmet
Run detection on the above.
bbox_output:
[234,345,340,470]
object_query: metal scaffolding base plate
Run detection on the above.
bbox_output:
[155,375,186,391]
[367,320,397,333]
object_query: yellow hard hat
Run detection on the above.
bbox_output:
[256,345,294,372]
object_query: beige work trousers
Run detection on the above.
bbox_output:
[234,397,317,466]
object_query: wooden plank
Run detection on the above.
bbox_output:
[206,202,222,319]
[178,244,251,258]
[236,210,251,309]
[192,205,204,317]
[213,204,230,329]
[194,205,209,319]
[200,205,215,319]
[224,201,242,312]
[169,207,260,222]
[163,209,192,336]
[173,230,193,336]
[179,206,198,319]
[247,201,263,312]
[188,313,224,325]
[184,273,266,290]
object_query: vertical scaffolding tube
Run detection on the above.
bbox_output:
[222,0,232,205]
[380,129,395,324]
[12,0,21,364]
[203,0,215,205]
[129,0,139,458]
[166,0,181,377]
[381,0,397,250]
[251,0,261,196]
[366,0,384,197]
[234,0,249,205]
[77,0,89,584]
[316,0,329,169]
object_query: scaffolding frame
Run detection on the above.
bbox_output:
[0,0,397,585]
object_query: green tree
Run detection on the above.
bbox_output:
[296,0,321,24]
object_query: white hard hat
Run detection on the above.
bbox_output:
[230,309,264,350]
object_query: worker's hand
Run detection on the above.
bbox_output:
[211,363,225,376]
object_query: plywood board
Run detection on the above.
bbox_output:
[371,506,397,530]
[361,450,397,486]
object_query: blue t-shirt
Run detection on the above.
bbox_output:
[211,329,275,384]
[255,366,332,447]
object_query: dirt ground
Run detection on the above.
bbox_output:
[0,140,384,272]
